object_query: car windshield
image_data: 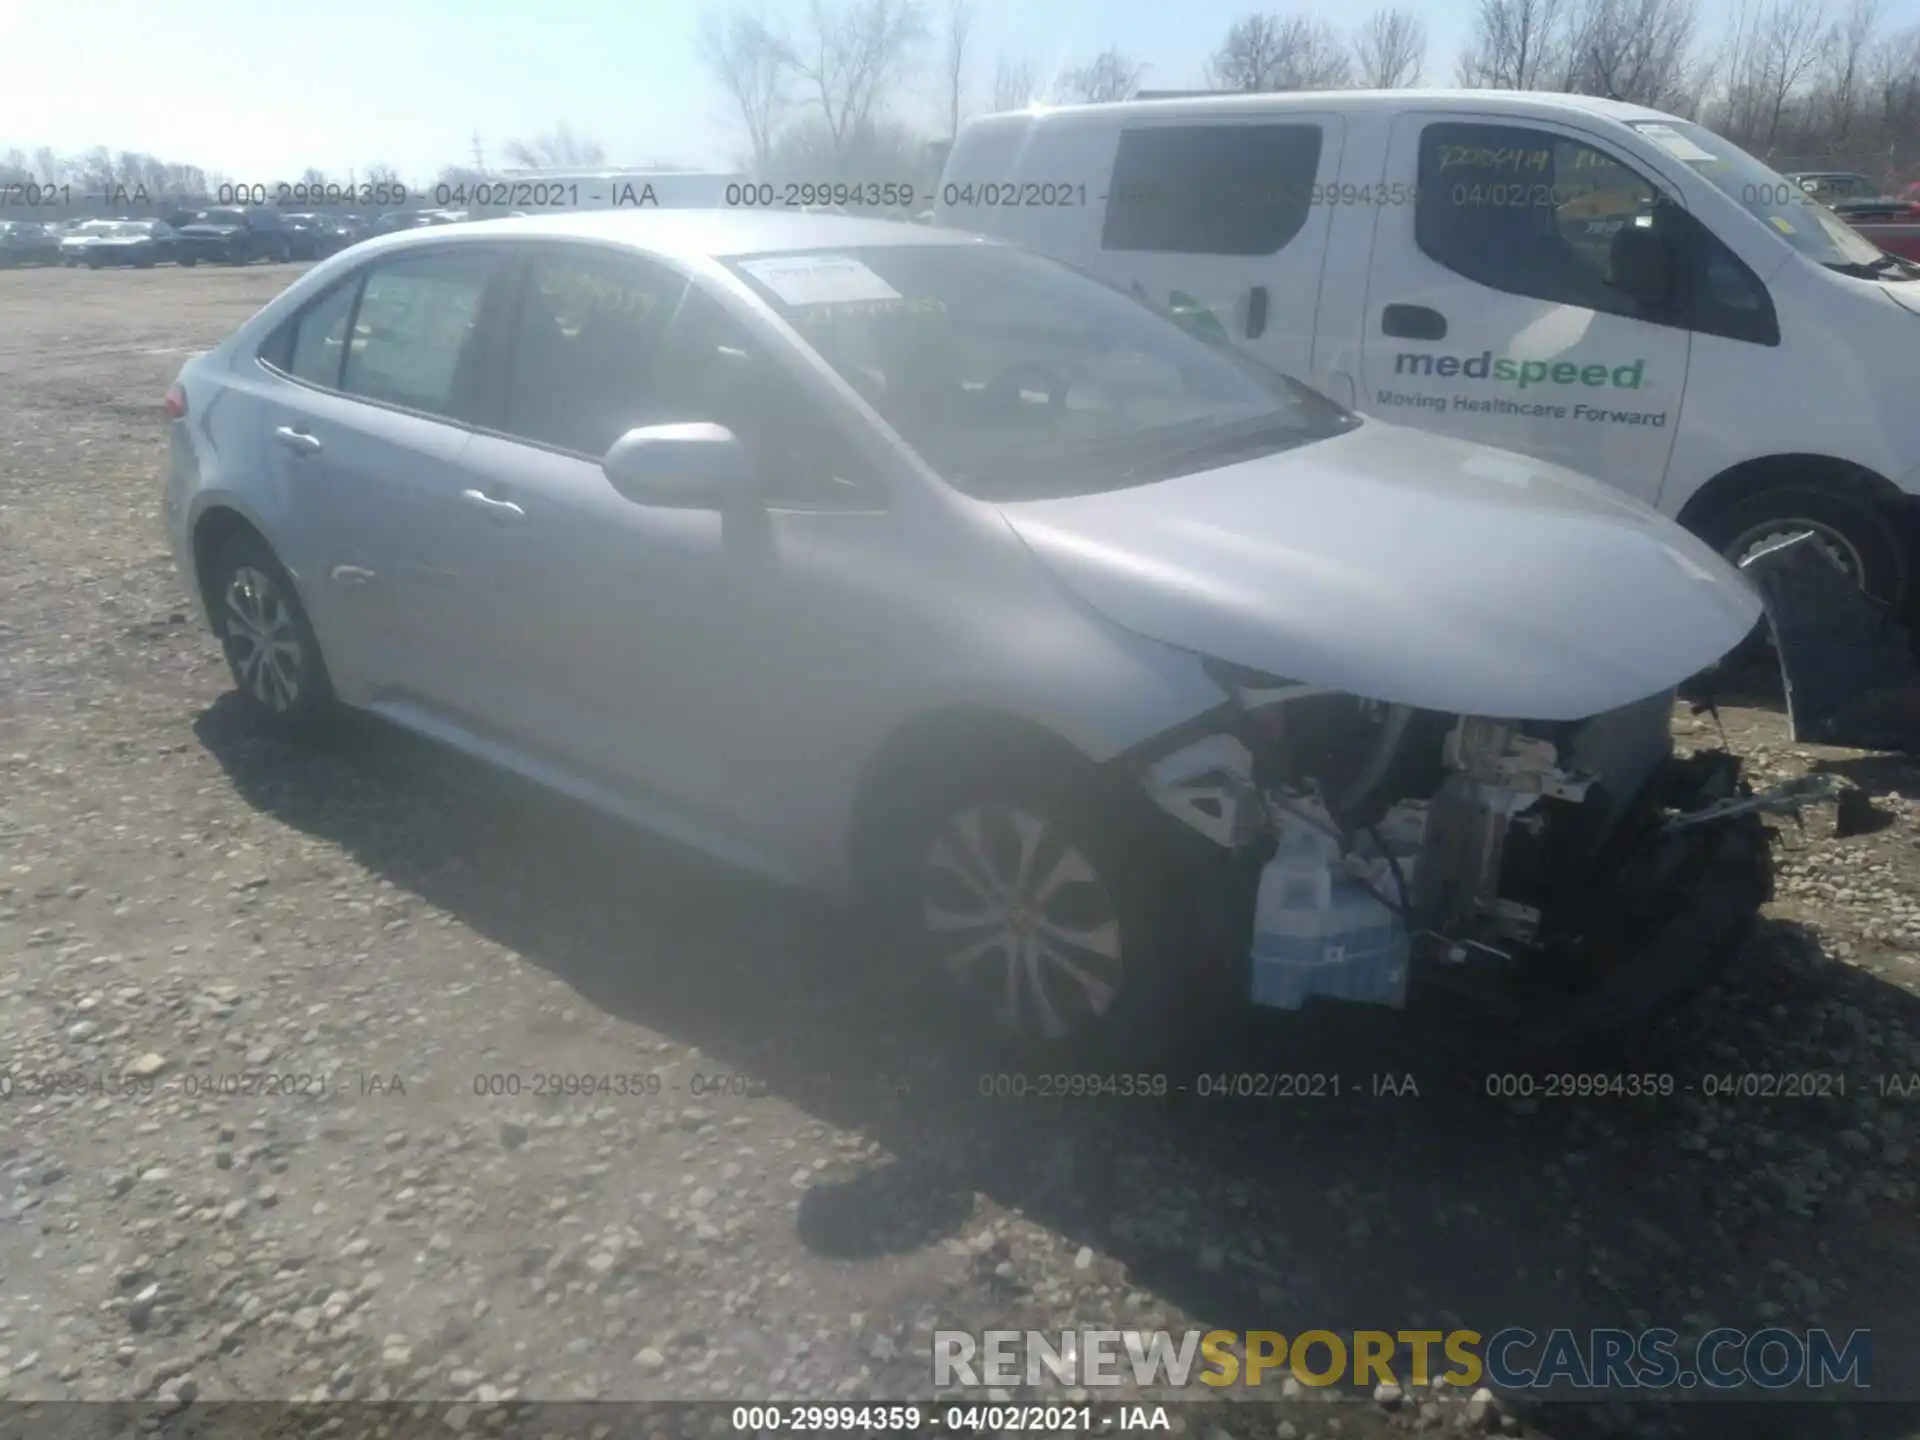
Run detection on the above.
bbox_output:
[726,243,1355,500]
[1630,121,1886,270]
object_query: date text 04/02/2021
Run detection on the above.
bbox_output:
[726,1404,1162,1432]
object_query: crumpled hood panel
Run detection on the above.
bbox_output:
[998,420,1761,721]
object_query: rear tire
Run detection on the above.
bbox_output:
[203,530,336,733]
[871,746,1234,1067]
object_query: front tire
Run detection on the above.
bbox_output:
[1695,482,1907,607]
[875,748,1231,1065]
[204,531,335,732]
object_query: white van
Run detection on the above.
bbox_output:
[934,91,1920,606]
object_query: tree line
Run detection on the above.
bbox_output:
[5,0,1917,213]
[696,0,1920,183]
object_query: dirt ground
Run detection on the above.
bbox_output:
[3,264,1920,1440]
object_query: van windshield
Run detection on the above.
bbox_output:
[1627,121,1888,272]
[727,243,1356,500]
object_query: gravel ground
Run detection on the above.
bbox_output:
[3,264,1920,1440]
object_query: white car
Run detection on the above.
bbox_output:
[938,90,1920,612]
[162,210,1826,1059]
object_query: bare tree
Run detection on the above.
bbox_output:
[1456,0,1571,88]
[501,126,607,170]
[1562,0,1700,107]
[943,0,975,138]
[992,53,1038,109]
[1206,14,1353,90]
[698,7,792,171]
[1751,0,1820,146]
[1204,15,1291,90]
[1058,48,1148,102]
[779,0,930,153]
[1867,23,1920,141]
[1353,7,1427,86]
[1815,0,1879,141]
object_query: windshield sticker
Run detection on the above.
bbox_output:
[1637,125,1716,164]
[739,254,901,306]
[1770,215,1796,234]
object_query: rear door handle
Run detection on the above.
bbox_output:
[1246,285,1269,340]
[1380,304,1448,341]
[273,425,322,455]
[460,488,525,518]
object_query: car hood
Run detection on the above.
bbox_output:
[94,236,151,245]
[996,420,1761,722]
[178,224,242,237]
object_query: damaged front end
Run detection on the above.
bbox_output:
[1133,667,1840,1040]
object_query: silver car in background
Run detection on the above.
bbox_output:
[162,211,1813,1060]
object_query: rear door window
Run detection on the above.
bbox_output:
[339,248,500,420]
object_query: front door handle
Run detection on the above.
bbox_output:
[1246,285,1269,340]
[1380,304,1448,340]
[460,488,525,519]
[273,425,322,455]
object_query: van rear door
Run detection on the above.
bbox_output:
[1093,116,1345,391]
[1357,112,1689,505]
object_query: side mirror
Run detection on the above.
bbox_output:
[600,423,757,508]
[1607,223,1676,314]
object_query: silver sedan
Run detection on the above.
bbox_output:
[162,210,1792,1061]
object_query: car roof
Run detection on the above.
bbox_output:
[339,208,999,263]
[956,87,1682,135]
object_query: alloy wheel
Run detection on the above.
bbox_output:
[920,802,1124,1042]
[222,565,304,712]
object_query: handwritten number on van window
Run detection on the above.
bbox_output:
[1435,145,1551,174]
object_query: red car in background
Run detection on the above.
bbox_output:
[1787,170,1920,262]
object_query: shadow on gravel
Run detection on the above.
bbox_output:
[194,697,1920,1440]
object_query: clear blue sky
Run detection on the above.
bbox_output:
[4,0,1916,183]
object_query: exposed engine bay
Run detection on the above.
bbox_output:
[1135,661,1843,1034]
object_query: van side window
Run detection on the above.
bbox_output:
[1102,124,1323,256]
[1679,214,1781,345]
[1415,123,1668,320]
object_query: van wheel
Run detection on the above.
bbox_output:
[874,749,1229,1066]
[1696,483,1907,607]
